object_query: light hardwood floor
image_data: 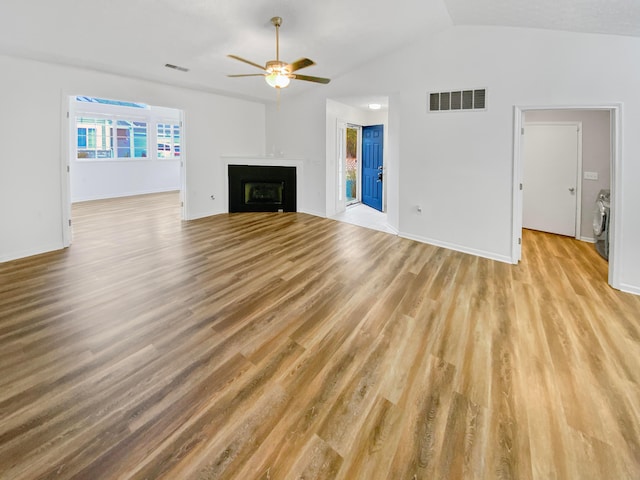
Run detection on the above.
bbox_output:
[0,191,639,479]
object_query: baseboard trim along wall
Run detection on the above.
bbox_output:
[399,232,513,264]
[1,242,65,263]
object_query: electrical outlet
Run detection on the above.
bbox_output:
[584,171,599,180]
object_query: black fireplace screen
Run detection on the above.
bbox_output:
[228,165,296,212]
[244,181,284,205]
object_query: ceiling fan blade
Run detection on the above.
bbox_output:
[227,74,266,77]
[288,58,315,72]
[227,55,266,71]
[292,74,331,84]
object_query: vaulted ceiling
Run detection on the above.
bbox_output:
[0,0,638,103]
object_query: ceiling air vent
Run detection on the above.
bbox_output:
[165,63,189,73]
[428,88,487,112]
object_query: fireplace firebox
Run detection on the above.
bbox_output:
[228,165,296,212]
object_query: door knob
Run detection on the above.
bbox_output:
[569,187,575,193]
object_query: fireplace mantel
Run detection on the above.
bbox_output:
[221,156,304,213]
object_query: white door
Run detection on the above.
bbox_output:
[523,123,580,237]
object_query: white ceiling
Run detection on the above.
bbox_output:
[0,0,637,104]
[445,0,640,38]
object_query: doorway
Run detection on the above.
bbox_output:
[512,105,621,289]
[61,95,185,247]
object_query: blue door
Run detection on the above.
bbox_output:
[362,125,383,211]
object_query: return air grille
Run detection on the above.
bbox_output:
[429,88,486,112]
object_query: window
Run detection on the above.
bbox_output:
[116,120,148,158]
[74,97,179,161]
[76,117,113,159]
[76,117,148,159]
[76,96,148,109]
[157,123,181,158]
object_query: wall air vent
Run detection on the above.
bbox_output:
[165,63,189,72]
[428,88,487,112]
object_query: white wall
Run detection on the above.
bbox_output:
[70,100,182,202]
[266,26,640,293]
[524,109,611,240]
[266,96,328,217]
[0,54,265,262]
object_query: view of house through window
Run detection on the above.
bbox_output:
[74,97,180,161]
[116,120,148,158]
[346,126,359,205]
[77,117,113,159]
[157,123,181,158]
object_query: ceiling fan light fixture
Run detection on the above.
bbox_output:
[265,72,290,88]
[228,16,330,89]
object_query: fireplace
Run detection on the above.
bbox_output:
[228,165,297,212]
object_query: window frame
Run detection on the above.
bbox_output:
[75,112,151,162]
[156,121,181,160]
[75,116,115,160]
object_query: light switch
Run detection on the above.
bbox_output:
[584,171,599,180]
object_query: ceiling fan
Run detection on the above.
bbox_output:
[227,16,331,89]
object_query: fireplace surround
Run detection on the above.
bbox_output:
[228,165,297,212]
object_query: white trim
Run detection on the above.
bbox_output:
[1,242,65,263]
[619,283,640,296]
[580,236,595,243]
[185,210,217,221]
[336,119,347,214]
[299,208,325,218]
[72,188,180,203]
[179,110,187,221]
[511,108,524,263]
[385,224,399,235]
[512,104,623,292]
[60,92,72,248]
[400,232,512,264]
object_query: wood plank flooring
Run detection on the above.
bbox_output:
[1,191,639,479]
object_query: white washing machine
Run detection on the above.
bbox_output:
[593,189,610,260]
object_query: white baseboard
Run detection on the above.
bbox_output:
[298,209,325,218]
[72,188,180,203]
[580,236,596,243]
[1,242,66,263]
[385,224,399,235]
[399,232,512,264]
[619,283,640,296]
